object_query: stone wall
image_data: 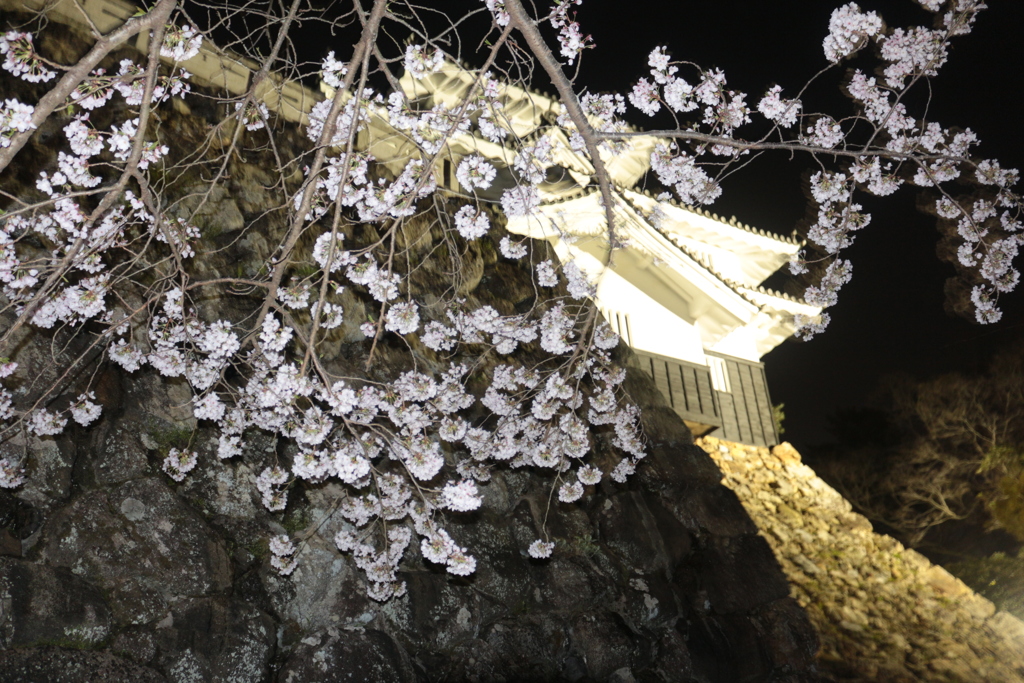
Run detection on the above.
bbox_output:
[0,347,824,682]
[699,436,1024,683]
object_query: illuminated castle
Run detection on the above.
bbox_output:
[8,0,823,446]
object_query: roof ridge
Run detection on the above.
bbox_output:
[609,195,762,309]
[630,187,800,246]
[738,283,809,306]
[667,239,763,309]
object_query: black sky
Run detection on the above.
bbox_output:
[556,0,1024,448]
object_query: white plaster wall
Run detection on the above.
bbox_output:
[557,245,707,365]
[708,326,762,363]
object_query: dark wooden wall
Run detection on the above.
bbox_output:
[634,349,778,448]
[706,351,778,447]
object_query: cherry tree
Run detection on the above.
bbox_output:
[0,0,1018,598]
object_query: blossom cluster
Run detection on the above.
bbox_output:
[549,0,593,65]
[83,214,642,598]
[269,535,298,575]
[822,3,882,63]
[1,31,55,83]
[0,99,33,148]
[1,2,1020,606]
[404,45,444,80]
[557,92,628,154]
[159,24,202,62]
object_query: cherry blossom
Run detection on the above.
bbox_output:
[484,0,510,27]
[757,85,801,128]
[558,480,583,503]
[442,479,482,511]
[404,44,444,79]
[385,301,420,335]
[823,3,882,62]
[499,236,528,260]
[269,535,298,575]
[453,206,490,239]
[500,186,540,218]
[455,155,496,190]
[162,448,198,482]
[235,100,269,131]
[0,31,55,83]
[160,24,202,62]
[549,0,592,64]
[70,392,102,426]
[28,409,67,437]
[535,260,558,287]
[0,99,33,147]
[528,539,554,559]
[0,458,23,489]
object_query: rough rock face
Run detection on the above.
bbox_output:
[0,355,822,682]
[701,436,1024,683]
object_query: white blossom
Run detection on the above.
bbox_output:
[442,479,482,511]
[446,547,477,576]
[64,116,104,156]
[421,530,456,564]
[162,448,198,482]
[800,117,843,149]
[256,466,289,511]
[549,0,591,64]
[453,206,490,240]
[823,3,882,63]
[528,539,554,559]
[757,85,801,128]
[422,321,458,351]
[404,44,444,79]
[109,340,145,372]
[455,155,496,191]
[269,534,298,576]
[610,459,636,483]
[500,186,540,218]
[564,261,595,299]
[235,100,269,131]
[577,464,602,485]
[193,393,226,422]
[535,260,558,287]
[70,392,102,426]
[160,25,202,62]
[217,434,242,460]
[321,51,348,89]
[484,0,510,26]
[385,302,420,335]
[29,408,67,436]
[0,32,56,83]
[0,361,16,379]
[558,480,583,503]
[499,236,528,260]
[629,78,660,116]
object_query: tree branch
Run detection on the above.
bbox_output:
[503,0,620,251]
[0,0,178,173]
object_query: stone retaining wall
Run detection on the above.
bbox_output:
[699,436,1024,682]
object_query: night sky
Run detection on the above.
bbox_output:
[560,0,1024,449]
